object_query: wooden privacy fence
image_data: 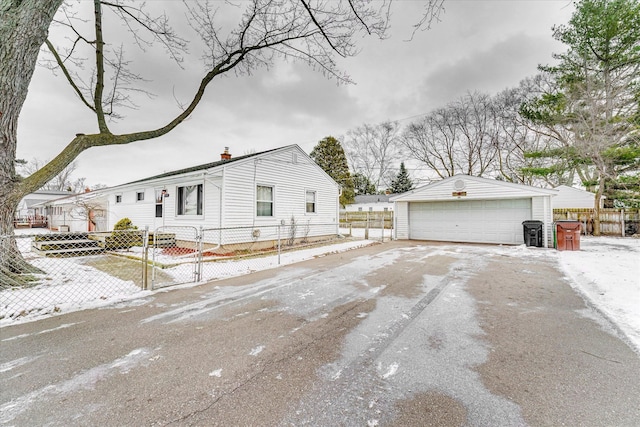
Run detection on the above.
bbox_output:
[340,211,394,229]
[553,208,639,236]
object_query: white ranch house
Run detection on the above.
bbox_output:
[15,190,74,228]
[344,194,395,212]
[44,145,341,244]
[391,175,557,247]
[552,185,601,209]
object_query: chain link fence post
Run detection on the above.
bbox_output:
[365,212,369,240]
[142,226,149,290]
[277,223,281,265]
[151,229,157,291]
[196,226,203,282]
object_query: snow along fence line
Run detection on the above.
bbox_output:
[1,223,367,322]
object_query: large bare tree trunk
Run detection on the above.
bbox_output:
[1,1,62,284]
[1,1,63,231]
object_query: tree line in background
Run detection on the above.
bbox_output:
[310,0,639,218]
[15,159,106,193]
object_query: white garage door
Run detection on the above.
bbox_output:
[409,199,532,244]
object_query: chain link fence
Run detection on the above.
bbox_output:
[1,231,149,322]
[1,223,351,322]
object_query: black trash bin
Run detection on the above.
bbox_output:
[522,220,543,247]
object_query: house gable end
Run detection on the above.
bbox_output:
[391,175,557,202]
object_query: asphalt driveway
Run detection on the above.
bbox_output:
[1,241,639,426]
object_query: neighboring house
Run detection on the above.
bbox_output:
[15,190,74,228]
[344,194,395,212]
[42,190,109,232]
[44,145,341,242]
[552,185,601,209]
[391,175,557,247]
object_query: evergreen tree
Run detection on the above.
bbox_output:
[389,162,414,193]
[310,136,355,207]
[521,0,640,228]
[353,173,377,195]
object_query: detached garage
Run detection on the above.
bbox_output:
[391,175,557,247]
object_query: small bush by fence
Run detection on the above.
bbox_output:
[553,208,639,236]
[0,223,352,322]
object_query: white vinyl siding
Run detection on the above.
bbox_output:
[221,146,338,229]
[99,146,338,232]
[394,175,556,203]
[532,196,553,246]
[394,202,409,239]
[552,185,598,209]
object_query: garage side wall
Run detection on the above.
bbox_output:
[532,196,553,247]
[394,202,409,239]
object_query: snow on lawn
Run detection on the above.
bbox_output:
[1,256,144,322]
[556,236,640,353]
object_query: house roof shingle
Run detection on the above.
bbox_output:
[124,146,283,186]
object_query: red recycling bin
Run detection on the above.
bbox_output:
[556,221,581,251]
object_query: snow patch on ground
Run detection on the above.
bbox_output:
[0,355,41,373]
[379,362,399,379]
[249,345,265,356]
[556,236,640,352]
[0,348,153,424]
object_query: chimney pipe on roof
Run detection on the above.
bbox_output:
[221,146,231,160]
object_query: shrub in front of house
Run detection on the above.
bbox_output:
[108,218,142,250]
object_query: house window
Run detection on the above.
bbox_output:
[306,190,316,213]
[369,207,373,212]
[257,185,273,217]
[115,194,122,204]
[383,207,389,212]
[136,191,145,202]
[177,184,203,216]
[358,207,362,212]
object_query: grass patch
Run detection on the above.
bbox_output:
[81,255,174,288]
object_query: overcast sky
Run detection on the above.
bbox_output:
[17,0,575,188]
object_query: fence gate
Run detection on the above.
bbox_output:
[151,226,200,289]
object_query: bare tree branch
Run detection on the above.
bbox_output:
[298,0,343,57]
[45,40,96,113]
